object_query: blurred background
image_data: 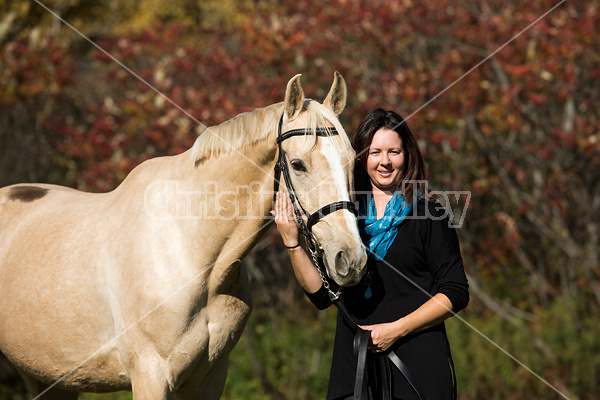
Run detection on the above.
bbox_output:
[0,0,598,399]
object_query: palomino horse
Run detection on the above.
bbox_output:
[0,73,367,399]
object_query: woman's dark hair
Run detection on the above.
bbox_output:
[351,108,426,202]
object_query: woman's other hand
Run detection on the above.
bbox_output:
[359,320,407,353]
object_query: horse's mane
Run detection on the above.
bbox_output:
[190,100,352,166]
[191,103,283,167]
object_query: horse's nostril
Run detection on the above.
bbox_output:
[335,251,350,277]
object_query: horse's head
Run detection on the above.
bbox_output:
[277,73,367,287]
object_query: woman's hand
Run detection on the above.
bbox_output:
[361,293,455,353]
[271,190,323,293]
[359,320,407,353]
[270,190,300,248]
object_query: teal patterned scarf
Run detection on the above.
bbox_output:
[358,192,414,261]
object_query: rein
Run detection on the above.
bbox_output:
[273,115,357,299]
[335,293,425,400]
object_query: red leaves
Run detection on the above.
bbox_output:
[504,64,534,76]
[284,32,306,48]
[0,37,73,101]
[527,92,547,105]
[2,1,598,279]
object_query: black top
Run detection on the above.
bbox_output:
[306,199,469,399]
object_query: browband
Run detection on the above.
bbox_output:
[276,127,339,143]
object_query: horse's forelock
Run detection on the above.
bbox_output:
[301,100,353,155]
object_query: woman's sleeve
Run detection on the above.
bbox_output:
[426,201,470,313]
[304,284,334,310]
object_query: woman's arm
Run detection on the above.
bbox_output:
[361,201,469,352]
[271,190,323,294]
[360,293,454,352]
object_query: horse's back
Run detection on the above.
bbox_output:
[0,183,90,227]
[0,183,81,202]
[0,183,103,261]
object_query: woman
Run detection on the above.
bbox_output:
[272,108,469,399]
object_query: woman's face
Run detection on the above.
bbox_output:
[366,128,405,193]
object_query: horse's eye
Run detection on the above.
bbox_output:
[290,159,307,172]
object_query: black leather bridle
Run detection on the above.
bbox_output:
[273,115,357,298]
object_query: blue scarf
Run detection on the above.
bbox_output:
[358,192,414,261]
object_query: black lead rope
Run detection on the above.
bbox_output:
[330,292,425,400]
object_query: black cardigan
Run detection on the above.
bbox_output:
[306,199,469,399]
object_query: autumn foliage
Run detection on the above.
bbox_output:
[1,0,599,399]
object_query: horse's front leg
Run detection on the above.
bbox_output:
[130,360,174,400]
[173,355,229,400]
[128,346,179,400]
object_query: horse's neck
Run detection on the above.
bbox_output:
[114,154,185,190]
[201,134,278,238]
[115,134,278,282]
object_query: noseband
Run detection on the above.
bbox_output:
[273,115,357,298]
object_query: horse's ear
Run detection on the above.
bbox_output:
[323,71,347,115]
[284,74,305,119]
